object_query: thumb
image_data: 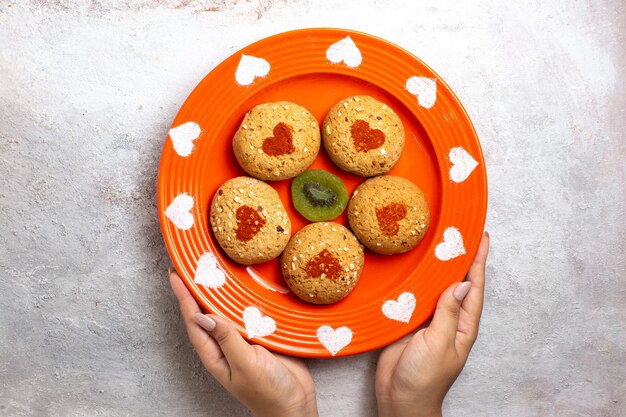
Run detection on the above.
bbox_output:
[193,313,254,369]
[428,281,471,344]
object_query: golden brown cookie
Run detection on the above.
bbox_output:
[322,95,404,177]
[281,222,364,304]
[210,176,291,264]
[347,176,429,255]
[233,102,320,181]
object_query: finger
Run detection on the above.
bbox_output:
[376,334,409,388]
[461,232,490,325]
[457,232,490,349]
[379,329,416,365]
[202,314,255,372]
[169,268,201,318]
[428,281,472,345]
[169,270,230,382]
[468,232,489,290]
[272,351,310,380]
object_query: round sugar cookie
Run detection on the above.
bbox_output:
[281,222,364,304]
[210,176,291,264]
[348,176,429,255]
[322,95,404,177]
[233,102,320,181]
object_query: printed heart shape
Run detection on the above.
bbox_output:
[235,54,270,86]
[262,122,295,156]
[326,36,362,68]
[382,292,416,323]
[305,249,342,279]
[406,76,437,108]
[194,252,226,289]
[235,205,266,242]
[435,226,466,261]
[351,120,386,152]
[375,202,408,237]
[317,325,352,356]
[243,306,276,339]
[168,121,201,157]
[165,193,194,230]
[449,147,478,183]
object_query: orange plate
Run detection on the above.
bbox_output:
[158,28,487,358]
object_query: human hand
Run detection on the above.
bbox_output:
[375,232,490,417]
[169,270,318,417]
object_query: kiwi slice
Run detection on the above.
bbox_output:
[292,170,348,221]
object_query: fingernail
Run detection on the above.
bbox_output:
[453,281,471,301]
[485,231,490,239]
[193,313,216,332]
[168,267,174,275]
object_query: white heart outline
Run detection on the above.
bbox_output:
[316,325,352,356]
[243,306,276,339]
[449,147,478,183]
[235,54,270,86]
[406,76,437,108]
[382,292,416,323]
[164,193,194,230]
[168,122,201,157]
[326,36,362,68]
[194,252,226,289]
[435,227,466,261]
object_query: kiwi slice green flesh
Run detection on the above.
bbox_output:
[292,170,348,221]
[303,182,337,207]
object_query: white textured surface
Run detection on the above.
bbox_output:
[0,1,624,416]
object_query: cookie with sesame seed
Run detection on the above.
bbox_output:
[322,95,405,177]
[233,102,321,181]
[210,176,291,265]
[280,222,364,304]
[348,176,429,255]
